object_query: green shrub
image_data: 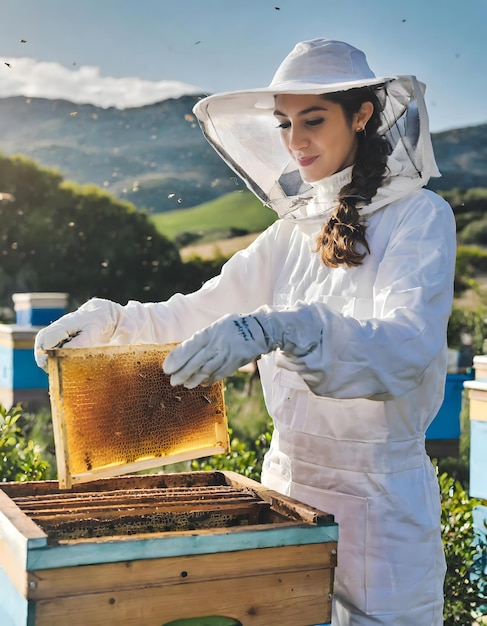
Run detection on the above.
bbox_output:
[440,472,485,624]
[459,219,487,245]
[448,305,487,354]
[455,246,487,295]
[456,246,487,274]
[190,371,272,480]
[19,406,57,476]
[191,427,271,481]
[221,371,270,443]
[0,404,51,482]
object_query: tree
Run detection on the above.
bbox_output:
[0,153,183,308]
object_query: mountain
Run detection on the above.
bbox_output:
[0,95,243,213]
[0,95,485,213]
[428,124,487,192]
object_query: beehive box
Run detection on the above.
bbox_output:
[464,376,487,501]
[45,344,229,488]
[0,471,338,626]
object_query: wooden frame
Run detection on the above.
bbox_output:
[46,344,229,488]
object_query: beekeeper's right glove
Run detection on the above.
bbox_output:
[164,306,322,389]
[34,298,121,371]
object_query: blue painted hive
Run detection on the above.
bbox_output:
[0,471,337,626]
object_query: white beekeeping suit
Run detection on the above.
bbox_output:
[36,39,455,625]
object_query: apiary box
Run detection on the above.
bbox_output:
[464,377,487,501]
[0,471,338,626]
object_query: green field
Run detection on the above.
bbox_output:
[150,190,277,242]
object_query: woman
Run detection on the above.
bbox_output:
[35,39,456,625]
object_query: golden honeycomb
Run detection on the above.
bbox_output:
[47,344,229,488]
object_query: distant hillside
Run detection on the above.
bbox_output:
[0,95,485,213]
[0,95,242,213]
[152,189,276,242]
[429,124,487,192]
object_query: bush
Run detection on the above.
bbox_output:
[455,246,487,295]
[461,219,487,245]
[0,404,52,481]
[448,306,487,355]
[191,371,272,480]
[440,472,485,624]
[177,253,227,294]
[174,230,203,247]
[19,406,57,476]
[191,427,271,480]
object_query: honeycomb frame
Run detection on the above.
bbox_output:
[47,344,229,488]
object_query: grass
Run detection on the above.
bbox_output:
[150,189,277,242]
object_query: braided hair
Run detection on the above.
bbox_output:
[315,87,391,268]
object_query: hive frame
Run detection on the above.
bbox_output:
[47,344,229,488]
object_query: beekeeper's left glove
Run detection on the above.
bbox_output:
[34,298,120,371]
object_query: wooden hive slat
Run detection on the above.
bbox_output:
[32,568,334,626]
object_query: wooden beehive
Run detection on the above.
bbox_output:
[464,360,487,501]
[46,344,229,488]
[0,471,338,626]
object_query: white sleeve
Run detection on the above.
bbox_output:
[103,222,285,345]
[271,193,457,399]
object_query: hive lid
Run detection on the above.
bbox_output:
[46,343,229,488]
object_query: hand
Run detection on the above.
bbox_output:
[34,298,118,370]
[163,314,271,388]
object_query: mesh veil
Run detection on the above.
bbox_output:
[193,53,439,219]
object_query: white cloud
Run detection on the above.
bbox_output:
[0,57,203,108]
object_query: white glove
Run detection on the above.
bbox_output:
[163,307,321,388]
[34,298,119,370]
[163,314,270,388]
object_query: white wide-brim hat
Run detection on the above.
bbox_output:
[222,38,393,107]
[193,39,440,218]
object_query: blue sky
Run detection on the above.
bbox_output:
[1,0,486,132]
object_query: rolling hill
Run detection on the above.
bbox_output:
[0,95,485,216]
[151,189,276,242]
[0,95,243,213]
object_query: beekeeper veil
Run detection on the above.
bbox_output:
[193,39,440,219]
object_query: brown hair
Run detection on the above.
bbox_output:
[315,88,391,267]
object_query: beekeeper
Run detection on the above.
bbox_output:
[35,39,456,625]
